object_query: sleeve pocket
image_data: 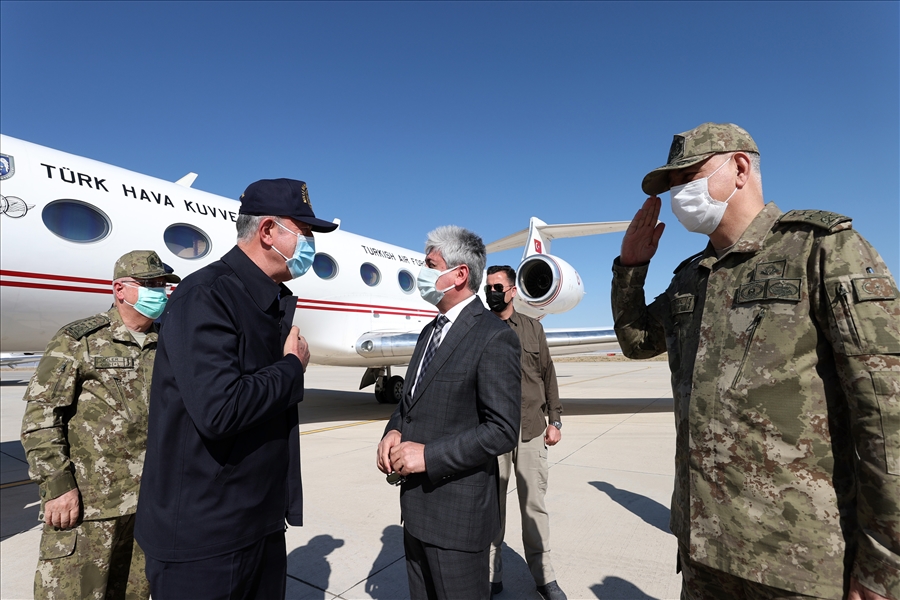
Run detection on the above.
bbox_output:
[872,371,900,475]
[39,526,77,560]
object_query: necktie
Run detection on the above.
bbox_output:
[414,315,448,392]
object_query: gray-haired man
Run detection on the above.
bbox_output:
[377,225,522,600]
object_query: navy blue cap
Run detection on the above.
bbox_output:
[239,178,338,233]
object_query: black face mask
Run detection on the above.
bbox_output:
[486,290,510,312]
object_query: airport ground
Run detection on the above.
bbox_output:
[1,357,682,600]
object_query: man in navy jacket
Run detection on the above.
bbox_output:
[135,179,336,599]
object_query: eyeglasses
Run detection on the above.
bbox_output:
[275,220,313,238]
[127,278,170,289]
[484,283,513,294]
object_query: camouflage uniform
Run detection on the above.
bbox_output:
[612,203,900,599]
[21,306,156,600]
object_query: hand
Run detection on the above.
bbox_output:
[848,576,890,600]
[44,488,80,529]
[620,196,665,267]
[389,441,427,476]
[377,430,402,474]
[545,424,561,446]
[283,326,310,372]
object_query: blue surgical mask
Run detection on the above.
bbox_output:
[273,221,316,279]
[124,285,168,319]
[417,265,460,306]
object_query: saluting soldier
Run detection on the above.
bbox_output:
[612,123,900,600]
[21,250,180,600]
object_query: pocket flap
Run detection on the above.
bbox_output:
[39,527,77,560]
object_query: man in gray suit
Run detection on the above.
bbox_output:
[377,225,521,600]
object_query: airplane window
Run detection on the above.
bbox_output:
[42,200,111,243]
[313,254,338,280]
[360,263,381,287]
[164,224,211,259]
[398,270,415,293]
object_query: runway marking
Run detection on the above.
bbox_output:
[301,419,385,435]
[0,479,34,489]
[557,365,652,387]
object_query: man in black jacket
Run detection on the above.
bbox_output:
[135,179,336,599]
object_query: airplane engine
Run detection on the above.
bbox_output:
[515,254,584,316]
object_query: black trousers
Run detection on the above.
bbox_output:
[403,527,489,600]
[145,530,286,600]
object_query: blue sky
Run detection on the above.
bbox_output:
[2,1,897,329]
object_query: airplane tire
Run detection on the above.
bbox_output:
[374,387,389,404]
[387,376,404,404]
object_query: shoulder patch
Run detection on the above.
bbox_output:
[674,250,705,274]
[62,315,110,340]
[778,209,852,231]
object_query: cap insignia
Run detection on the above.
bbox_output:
[667,135,685,164]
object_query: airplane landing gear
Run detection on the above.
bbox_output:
[365,366,404,404]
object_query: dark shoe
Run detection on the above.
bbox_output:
[536,580,567,600]
[490,581,503,596]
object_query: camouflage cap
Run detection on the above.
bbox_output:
[641,122,759,196]
[113,250,181,283]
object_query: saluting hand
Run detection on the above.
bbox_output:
[621,196,665,267]
[283,326,310,372]
[44,488,80,530]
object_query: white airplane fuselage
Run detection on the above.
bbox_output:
[0,135,438,367]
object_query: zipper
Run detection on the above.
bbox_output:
[50,361,70,397]
[111,376,133,420]
[836,283,862,348]
[731,307,767,389]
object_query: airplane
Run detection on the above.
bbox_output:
[0,134,627,402]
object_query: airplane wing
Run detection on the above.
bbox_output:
[544,328,619,356]
[1,352,43,368]
[486,220,631,254]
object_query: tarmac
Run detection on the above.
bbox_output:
[0,358,682,600]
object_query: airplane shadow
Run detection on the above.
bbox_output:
[590,576,660,599]
[286,534,345,599]
[589,481,671,535]
[298,389,673,427]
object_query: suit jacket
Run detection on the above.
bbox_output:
[385,297,521,552]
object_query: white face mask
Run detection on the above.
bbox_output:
[417,265,460,306]
[670,156,737,235]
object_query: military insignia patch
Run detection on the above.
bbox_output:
[671,294,695,315]
[737,282,766,303]
[852,276,897,301]
[767,279,802,301]
[0,154,14,180]
[736,279,802,303]
[779,210,851,230]
[63,316,110,339]
[755,260,786,280]
[93,356,134,369]
[667,135,685,164]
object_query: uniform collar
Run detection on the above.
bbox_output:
[106,306,157,344]
[702,202,783,264]
[222,246,294,311]
[505,308,522,326]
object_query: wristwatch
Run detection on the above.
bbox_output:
[549,421,562,430]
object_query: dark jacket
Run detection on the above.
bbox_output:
[135,246,305,562]
[385,297,521,552]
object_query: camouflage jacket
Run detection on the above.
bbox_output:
[20,307,157,521]
[611,203,900,599]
